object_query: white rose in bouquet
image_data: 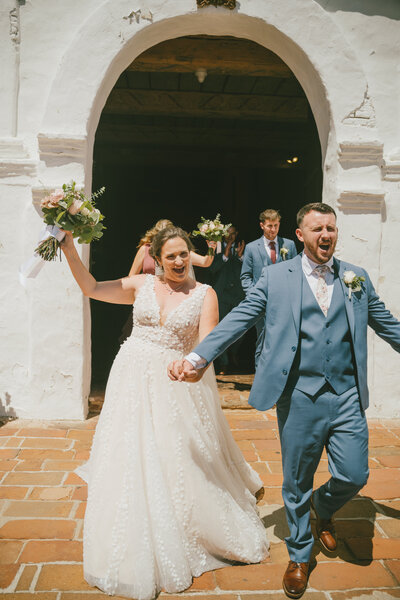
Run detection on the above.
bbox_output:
[68,199,84,215]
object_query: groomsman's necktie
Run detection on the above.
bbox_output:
[314,265,330,316]
[269,242,276,264]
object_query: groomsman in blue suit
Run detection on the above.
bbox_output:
[168,203,400,599]
[241,208,297,365]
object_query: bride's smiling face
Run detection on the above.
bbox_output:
[159,237,191,283]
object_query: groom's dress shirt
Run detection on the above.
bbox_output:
[186,253,335,369]
[302,253,335,308]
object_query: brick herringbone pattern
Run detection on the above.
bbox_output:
[0,397,399,598]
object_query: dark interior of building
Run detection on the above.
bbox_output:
[90,35,322,387]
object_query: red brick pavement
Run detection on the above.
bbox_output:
[0,400,399,599]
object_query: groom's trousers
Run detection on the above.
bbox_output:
[276,384,369,563]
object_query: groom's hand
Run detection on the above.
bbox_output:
[167,359,205,382]
[181,359,206,382]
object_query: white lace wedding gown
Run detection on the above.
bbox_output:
[77,275,268,599]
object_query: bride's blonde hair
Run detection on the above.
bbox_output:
[138,219,174,248]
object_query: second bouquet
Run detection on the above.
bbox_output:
[192,214,232,255]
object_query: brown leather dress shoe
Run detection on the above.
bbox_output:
[283,561,309,599]
[311,494,337,552]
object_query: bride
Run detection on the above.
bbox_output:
[61,226,269,600]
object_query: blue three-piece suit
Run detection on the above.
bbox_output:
[194,254,400,561]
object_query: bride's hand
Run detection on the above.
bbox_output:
[60,230,74,252]
[167,360,184,381]
[206,240,217,252]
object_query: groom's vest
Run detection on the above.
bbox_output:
[288,273,357,397]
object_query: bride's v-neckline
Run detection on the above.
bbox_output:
[150,275,201,328]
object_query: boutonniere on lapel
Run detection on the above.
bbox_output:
[342,270,365,299]
[280,247,289,261]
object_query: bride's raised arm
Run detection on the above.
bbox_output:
[61,231,136,305]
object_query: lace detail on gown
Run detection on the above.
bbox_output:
[79,275,269,599]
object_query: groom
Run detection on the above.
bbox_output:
[168,203,400,598]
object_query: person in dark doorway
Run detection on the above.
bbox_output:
[168,203,400,599]
[241,209,297,366]
[209,225,245,374]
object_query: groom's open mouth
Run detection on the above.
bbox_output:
[319,243,330,252]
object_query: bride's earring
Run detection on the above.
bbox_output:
[155,261,164,277]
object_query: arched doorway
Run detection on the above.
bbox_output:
[90,35,322,387]
[38,3,385,419]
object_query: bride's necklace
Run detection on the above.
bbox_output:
[163,280,185,295]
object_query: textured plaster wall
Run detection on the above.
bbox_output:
[0,0,399,419]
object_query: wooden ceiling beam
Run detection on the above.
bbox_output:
[103,89,308,122]
[127,36,292,78]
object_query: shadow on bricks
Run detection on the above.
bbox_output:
[311,495,400,565]
[261,505,290,542]
[262,495,400,568]
[215,377,253,392]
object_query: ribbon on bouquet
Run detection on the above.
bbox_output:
[19,225,65,287]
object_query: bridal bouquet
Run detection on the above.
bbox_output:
[35,181,105,261]
[19,181,106,285]
[192,214,232,255]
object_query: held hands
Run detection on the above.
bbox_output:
[167,359,206,383]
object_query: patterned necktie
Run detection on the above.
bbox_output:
[269,242,276,264]
[313,265,330,317]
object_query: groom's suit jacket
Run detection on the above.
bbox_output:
[194,254,400,411]
[241,235,297,292]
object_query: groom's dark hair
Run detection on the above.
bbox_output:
[296,202,336,226]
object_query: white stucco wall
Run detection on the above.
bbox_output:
[0,0,399,419]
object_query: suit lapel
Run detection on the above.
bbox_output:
[336,258,355,340]
[277,236,283,262]
[287,254,303,334]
